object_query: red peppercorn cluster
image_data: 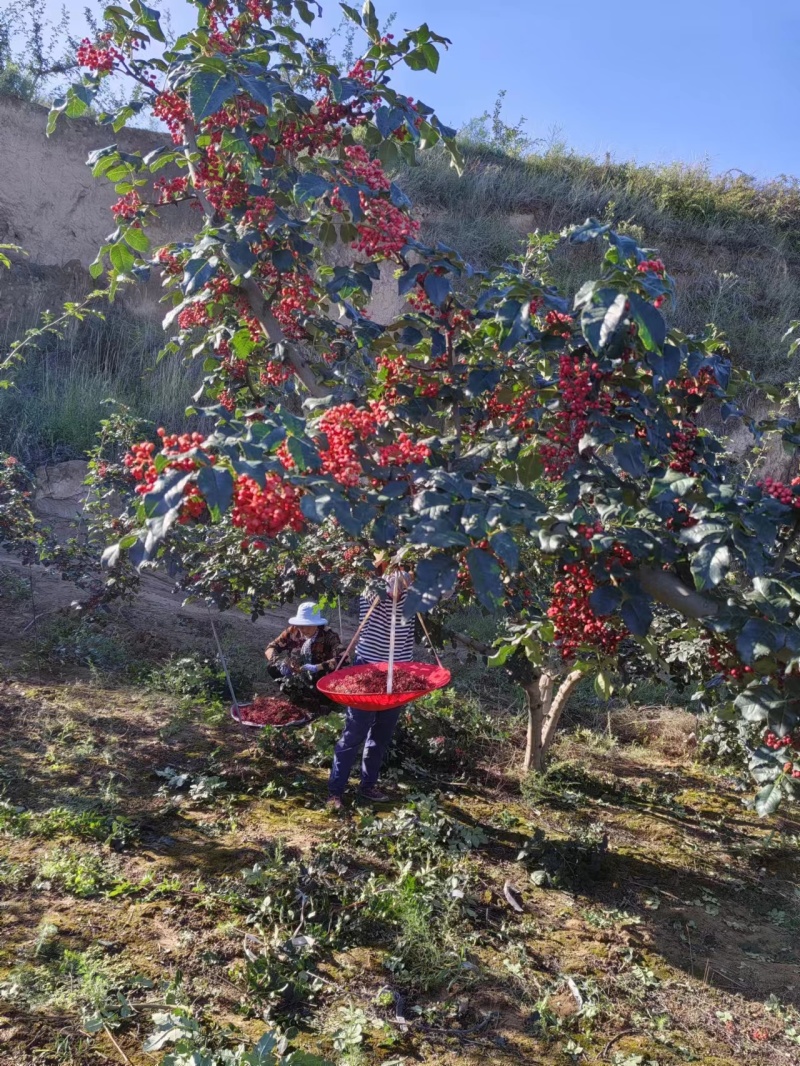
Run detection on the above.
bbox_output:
[153,92,192,144]
[260,361,293,387]
[637,259,666,275]
[177,304,211,331]
[156,247,184,276]
[333,188,418,260]
[547,560,626,660]
[111,191,142,221]
[244,0,273,19]
[123,429,207,495]
[242,195,277,232]
[374,351,448,404]
[154,176,189,204]
[668,423,698,473]
[76,36,121,73]
[273,270,316,340]
[313,402,389,486]
[541,353,613,479]
[665,501,699,531]
[682,367,717,397]
[544,310,573,339]
[486,386,536,435]
[231,473,304,540]
[377,432,430,467]
[764,730,793,751]
[703,635,754,682]
[195,144,248,211]
[342,145,391,191]
[759,475,800,509]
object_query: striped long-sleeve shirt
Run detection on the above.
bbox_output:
[355,577,415,664]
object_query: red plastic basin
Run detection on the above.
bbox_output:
[317,662,451,712]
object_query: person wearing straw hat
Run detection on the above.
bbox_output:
[327,562,412,811]
[265,602,345,682]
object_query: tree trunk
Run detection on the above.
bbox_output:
[523,678,544,774]
[541,669,584,758]
[523,668,583,774]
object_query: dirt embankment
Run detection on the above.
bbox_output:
[0,95,405,332]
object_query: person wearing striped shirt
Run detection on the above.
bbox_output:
[328,566,412,809]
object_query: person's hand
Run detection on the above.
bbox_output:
[279,662,293,677]
[300,663,320,674]
[265,648,276,661]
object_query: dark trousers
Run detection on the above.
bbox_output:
[328,704,402,796]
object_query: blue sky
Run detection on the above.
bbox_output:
[43,0,800,178]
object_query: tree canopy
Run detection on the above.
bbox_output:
[18,0,800,812]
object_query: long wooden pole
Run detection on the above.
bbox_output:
[334,595,381,672]
[386,578,399,695]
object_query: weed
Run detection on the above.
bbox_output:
[0,565,30,603]
[515,825,609,887]
[155,765,228,804]
[35,616,135,675]
[351,796,487,861]
[381,870,469,991]
[331,1005,366,1052]
[0,857,29,888]
[0,800,138,848]
[36,847,127,897]
[147,653,231,701]
[0,942,129,1022]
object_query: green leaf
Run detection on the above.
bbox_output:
[124,226,150,254]
[467,547,505,611]
[614,440,646,479]
[286,435,320,472]
[188,72,237,122]
[109,242,135,274]
[131,0,166,41]
[489,531,519,572]
[295,0,315,24]
[404,49,428,71]
[736,620,783,664]
[580,287,626,354]
[621,595,652,637]
[594,672,613,700]
[196,465,233,519]
[143,1012,201,1053]
[294,173,333,203]
[403,555,459,617]
[755,777,785,817]
[362,0,379,38]
[231,329,255,359]
[734,684,783,723]
[340,3,362,25]
[421,43,440,71]
[691,534,730,590]
[628,292,666,352]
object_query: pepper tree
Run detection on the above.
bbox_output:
[49,0,800,811]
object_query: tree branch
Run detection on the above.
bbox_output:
[181,124,329,400]
[636,567,719,620]
[541,668,583,754]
